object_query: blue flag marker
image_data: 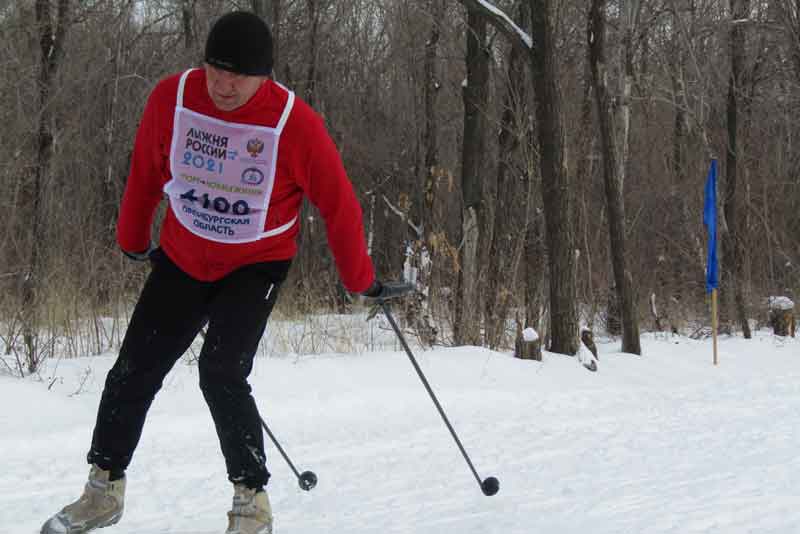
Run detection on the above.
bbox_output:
[703,159,718,294]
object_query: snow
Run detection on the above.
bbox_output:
[769,296,795,311]
[522,327,538,342]
[473,0,533,50]
[3,326,800,533]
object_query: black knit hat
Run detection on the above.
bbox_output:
[205,11,273,76]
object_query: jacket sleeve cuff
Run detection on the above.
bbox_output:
[121,245,153,261]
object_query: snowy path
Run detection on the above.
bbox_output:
[2,331,799,533]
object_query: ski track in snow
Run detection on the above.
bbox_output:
[2,331,799,534]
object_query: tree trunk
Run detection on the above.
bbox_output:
[410,0,446,345]
[576,49,597,327]
[522,197,545,360]
[486,1,526,349]
[181,0,194,49]
[305,0,320,107]
[617,0,638,192]
[724,0,752,339]
[658,5,691,333]
[293,0,324,303]
[251,0,280,71]
[588,0,641,354]
[780,0,800,84]
[422,0,444,232]
[528,0,578,355]
[22,0,70,372]
[454,7,489,346]
[667,29,687,298]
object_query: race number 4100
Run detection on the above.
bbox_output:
[180,189,250,216]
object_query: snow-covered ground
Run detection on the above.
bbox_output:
[2,321,799,534]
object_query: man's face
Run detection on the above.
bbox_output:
[204,63,265,111]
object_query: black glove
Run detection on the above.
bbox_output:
[362,280,414,300]
[121,244,155,262]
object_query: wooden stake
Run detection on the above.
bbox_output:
[712,289,719,366]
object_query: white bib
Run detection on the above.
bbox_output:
[164,69,297,243]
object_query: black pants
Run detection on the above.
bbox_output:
[87,249,290,489]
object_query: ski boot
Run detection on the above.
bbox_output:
[226,484,273,534]
[41,464,125,534]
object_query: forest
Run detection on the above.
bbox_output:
[0,0,797,373]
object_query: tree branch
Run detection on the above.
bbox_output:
[455,0,533,52]
[382,195,422,238]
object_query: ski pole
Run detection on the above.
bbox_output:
[258,414,318,491]
[380,300,499,497]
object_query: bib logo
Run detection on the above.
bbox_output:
[246,138,265,158]
[242,167,265,186]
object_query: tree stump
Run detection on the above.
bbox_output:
[515,327,542,361]
[769,297,796,338]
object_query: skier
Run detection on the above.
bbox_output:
[41,11,392,534]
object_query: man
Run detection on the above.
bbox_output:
[42,11,392,534]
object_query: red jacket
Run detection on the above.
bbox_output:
[117,69,374,292]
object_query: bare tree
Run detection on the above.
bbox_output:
[304,0,322,107]
[723,0,753,338]
[0,0,797,363]
[251,0,281,69]
[181,0,194,49]
[529,0,579,354]
[486,1,528,349]
[405,0,447,346]
[455,0,579,354]
[20,0,71,372]
[453,6,489,345]
[588,0,641,354]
